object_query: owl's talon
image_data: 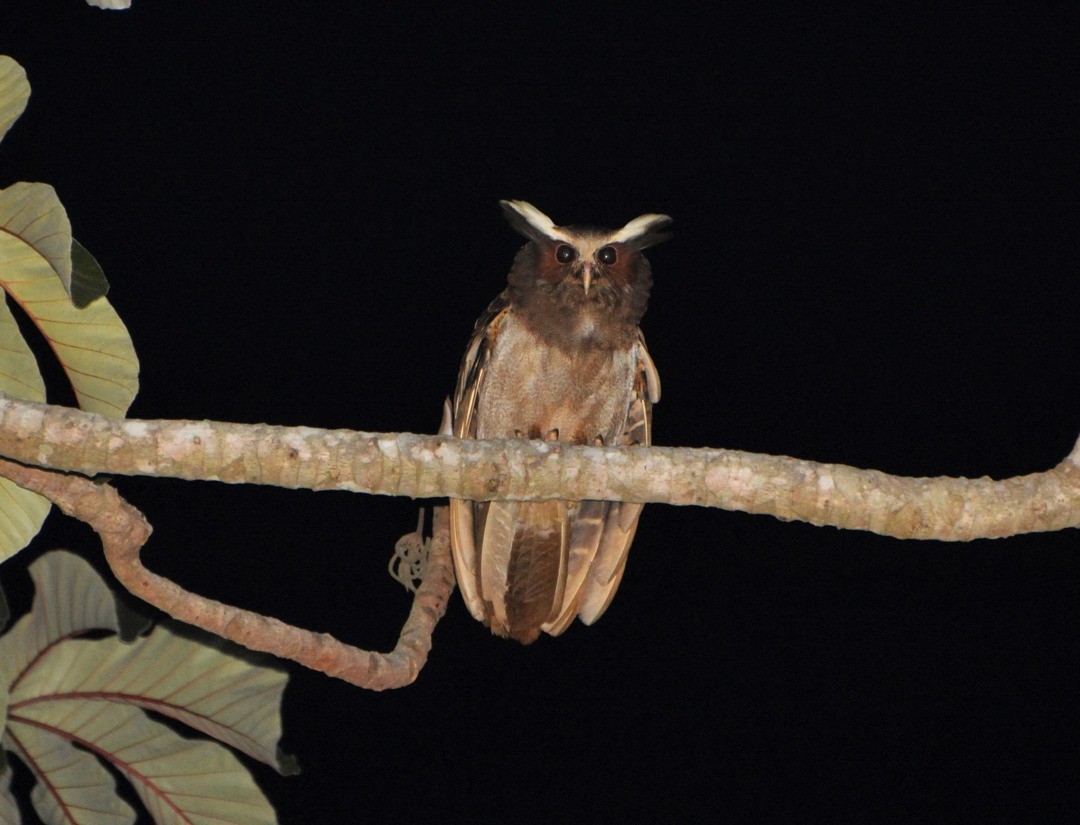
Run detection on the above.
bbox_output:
[546,428,560,441]
[593,435,605,446]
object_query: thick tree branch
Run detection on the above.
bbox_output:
[3,395,1080,541]
[0,456,455,690]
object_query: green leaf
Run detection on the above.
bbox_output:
[14,725,135,825]
[0,183,75,300]
[0,297,46,403]
[0,764,19,825]
[0,295,51,564]
[0,577,9,633]
[0,552,126,685]
[0,57,29,149]
[70,239,110,308]
[20,627,292,769]
[0,182,139,417]
[0,672,7,744]
[21,704,273,825]
[0,63,138,563]
[1,552,288,824]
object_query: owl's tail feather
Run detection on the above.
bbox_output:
[502,501,568,644]
[543,500,608,635]
[449,498,485,623]
[478,500,518,635]
[453,496,643,642]
[578,501,643,624]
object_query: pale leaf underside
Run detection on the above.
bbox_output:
[0,552,287,825]
[0,296,49,563]
[0,186,139,419]
[0,75,139,563]
[0,57,30,147]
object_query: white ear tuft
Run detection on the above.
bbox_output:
[499,200,573,243]
[609,213,674,247]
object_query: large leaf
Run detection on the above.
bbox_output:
[0,764,19,825]
[0,60,135,562]
[0,551,125,685]
[0,182,139,417]
[0,552,288,825]
[0,58,107,308]
[0,58,29,148]
[0,183,74,299]
[8,724,134,825]
[70,239,109,308]
[0,59,50,564]
[0,296,51,565]
[13,705,270,825]
[0,297,46,403]
[0,674,7,743]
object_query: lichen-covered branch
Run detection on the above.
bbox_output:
[0,456,455,690]
[3,394,1080,541]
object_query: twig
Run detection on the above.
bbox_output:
[0,457,455,690]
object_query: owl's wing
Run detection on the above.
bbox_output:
[544,331,660,633]
[448,292,510,624]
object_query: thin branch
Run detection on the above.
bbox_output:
[0,457,455,690]
[3,395,1080,540]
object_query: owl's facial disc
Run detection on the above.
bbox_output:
[554,245,599,297]
[552,242,594,296]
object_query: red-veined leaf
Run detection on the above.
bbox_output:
[0,58,29,148]
[0,295,50,563]
[1,553,289,825]
[0,182,139,417]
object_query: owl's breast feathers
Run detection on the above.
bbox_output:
[448,295,659,643]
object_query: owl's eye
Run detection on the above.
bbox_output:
[555,244,577,264]
[597,245,617,265]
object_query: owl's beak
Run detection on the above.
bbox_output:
[581,262,593,296]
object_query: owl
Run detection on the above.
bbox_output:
[445,200,672,643]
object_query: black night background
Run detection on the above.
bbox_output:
[3,3,1080,822]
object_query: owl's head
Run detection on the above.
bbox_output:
[500,200,672,332]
